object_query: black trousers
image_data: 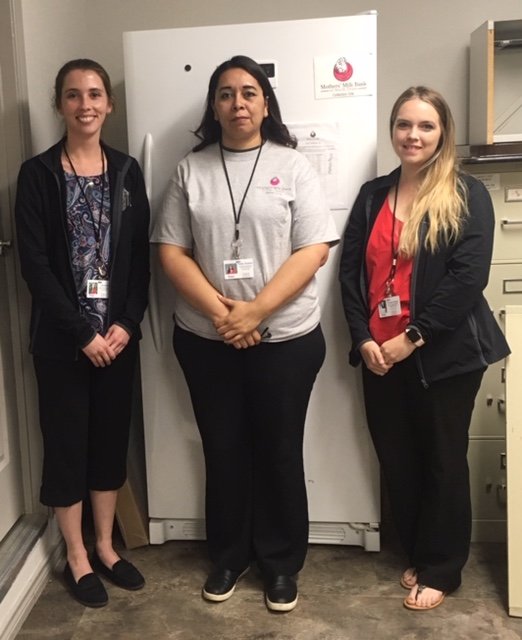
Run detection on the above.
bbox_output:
[33,339,139,507]
[362,356,484,592]
[174,324,326,577]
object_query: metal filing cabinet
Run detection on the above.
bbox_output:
[465,161,522,541]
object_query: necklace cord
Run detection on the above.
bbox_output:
[219,142,263,258]
[63,142,108,277]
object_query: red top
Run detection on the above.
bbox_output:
[366,196,413,345]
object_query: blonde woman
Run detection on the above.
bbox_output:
[339,87,509,611]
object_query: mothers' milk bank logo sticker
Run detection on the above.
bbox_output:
[314,53,374,99]
[333,57,353,82]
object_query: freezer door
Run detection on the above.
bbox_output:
[124,13,380,545]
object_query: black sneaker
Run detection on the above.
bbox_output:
[265,575,298,612]
[63,563,108,608]
[202,567,249,602]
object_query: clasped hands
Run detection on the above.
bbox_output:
[360,333,417,376]
[82,323,130,367]
[213,294,265,350]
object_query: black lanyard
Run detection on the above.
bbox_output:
[219,142,263,260]
[63,142,108,277]
[385,182,400,296]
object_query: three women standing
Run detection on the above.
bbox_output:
[340,87,509,610]
[15,59,150,607]
[152,55,338,611]
[16,53,506,618]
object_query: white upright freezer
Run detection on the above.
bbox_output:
[123,12,381,550]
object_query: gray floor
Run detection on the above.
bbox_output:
[16,535,522,640]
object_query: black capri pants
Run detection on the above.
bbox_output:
[33,338,139,507]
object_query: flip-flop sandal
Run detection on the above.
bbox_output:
[400,568,417,590]
[403,584,446,611]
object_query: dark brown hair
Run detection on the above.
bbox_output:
[54,58,114,111]
[193,55,296,151]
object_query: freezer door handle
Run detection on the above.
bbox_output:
[143,132,163,352]
[148,253,164,352]
[144,133,153,202]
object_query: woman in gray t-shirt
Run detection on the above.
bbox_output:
[153,55,338,613]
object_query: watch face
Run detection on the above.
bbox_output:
[406,327,421,343]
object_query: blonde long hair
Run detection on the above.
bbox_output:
[390,87,467,256]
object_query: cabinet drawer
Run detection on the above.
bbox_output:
[469,263,521,437]
[468,439,506,522]
[468,168,522,261]
[485,262,522,325]
[470,362,505,437]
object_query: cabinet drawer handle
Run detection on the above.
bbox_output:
[501,218,522,227]
[502,279,522,294]
[496,482,507,507]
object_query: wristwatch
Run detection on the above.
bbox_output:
[405,325,424,347]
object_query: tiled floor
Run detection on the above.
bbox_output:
[16,535,522,639]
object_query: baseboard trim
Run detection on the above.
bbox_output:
[0,516,63,640]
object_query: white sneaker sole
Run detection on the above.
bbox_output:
[202,567,249,602]
[265,593,298,612]
[202,587,236,602]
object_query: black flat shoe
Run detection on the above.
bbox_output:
[63,562,108,608]
[265,575,298,612]
[91,552,145,590]
[202,567,249,602]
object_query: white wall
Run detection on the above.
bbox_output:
[18,0,521,171]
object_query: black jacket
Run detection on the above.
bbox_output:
[15,139,150,361]
[339,167,510,385]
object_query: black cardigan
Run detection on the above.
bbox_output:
[339,168,510,385]
[15,139,150,361]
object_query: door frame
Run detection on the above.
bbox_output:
[0,3,62,639]
[0,0,41,519]
[0,63,25,540]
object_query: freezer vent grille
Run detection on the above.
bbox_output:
[149,518,380,549]
[180,520,206,539]
[309,522,352,544]
[149,518,206,544]
[308,522,380,550]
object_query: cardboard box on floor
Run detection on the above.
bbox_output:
[116,477,148,549]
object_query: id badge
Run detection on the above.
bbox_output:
[378,295,401,318]
[86,279,109,299]
[223,258,254,280]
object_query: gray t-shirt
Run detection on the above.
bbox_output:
[151,140,339,341]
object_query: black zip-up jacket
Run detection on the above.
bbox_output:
[339,167,510,385]
[15,139,150,361]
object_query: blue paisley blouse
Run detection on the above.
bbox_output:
[65,171,111,334]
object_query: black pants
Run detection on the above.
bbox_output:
[174,324,326,577]
[33,339,139,507]
[362,356,484,592]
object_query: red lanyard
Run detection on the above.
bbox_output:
[385,183,400,297]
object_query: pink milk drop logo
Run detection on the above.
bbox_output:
[333,57,353,82]
[270,177,280,186]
